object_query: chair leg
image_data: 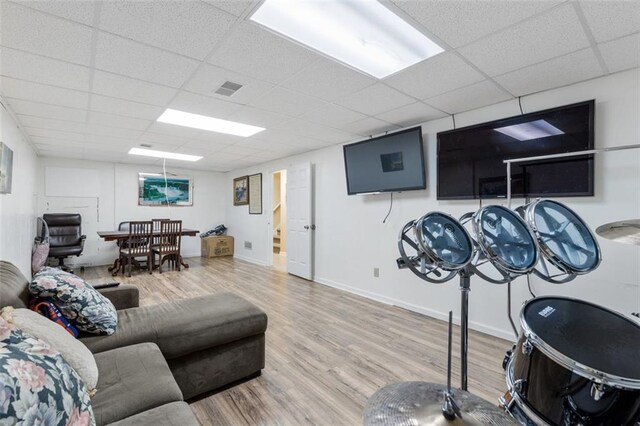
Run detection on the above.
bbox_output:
[127,254,132,277]
[148,254,152,274]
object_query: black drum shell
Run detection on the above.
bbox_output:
[510,334,640,425]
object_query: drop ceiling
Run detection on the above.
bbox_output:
[0,0,638,172]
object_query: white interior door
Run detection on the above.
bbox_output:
[286,162,314,280]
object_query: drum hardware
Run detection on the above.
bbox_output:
[442,311,462,421]
[633,312,640,318]
[521,340,533,356]
[515,199,601,285]
[397,212,475,390]
[590,383,608,401]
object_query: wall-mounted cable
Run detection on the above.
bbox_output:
[518,96,524,115]
[383,193,393,223]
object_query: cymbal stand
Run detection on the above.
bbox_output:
[442,311,462,420]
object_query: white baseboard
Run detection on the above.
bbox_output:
[313,276,516,342]
[233,254,268,267]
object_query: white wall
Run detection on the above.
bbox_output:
[225,68,640,340]
[37,158,226,267]
[0,101,38,278]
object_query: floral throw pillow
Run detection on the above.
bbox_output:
[29,267,118,335]
[0,317,95,425]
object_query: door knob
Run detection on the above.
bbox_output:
[304,225,309,230]
[311,225,316,230]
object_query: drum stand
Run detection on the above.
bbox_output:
[459,269,471,391]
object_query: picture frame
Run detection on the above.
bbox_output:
[138,173,193,206]
[249,173,263,214]
[0,142,14,194]
[233,175,249,206]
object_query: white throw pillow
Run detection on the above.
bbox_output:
[1,307,99,392]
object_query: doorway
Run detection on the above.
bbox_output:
[272,170,287,272]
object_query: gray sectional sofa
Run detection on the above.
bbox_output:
[0,260,268,425]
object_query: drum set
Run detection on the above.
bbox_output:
[364,199,640,426]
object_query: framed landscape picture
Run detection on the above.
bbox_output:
[138,173,193,206]
[249,173,262,214]
[233,175,249,206]
[0,142,13,194]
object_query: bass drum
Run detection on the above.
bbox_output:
[506,297,640,425]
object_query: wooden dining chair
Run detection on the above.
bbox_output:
[153,220,182,273]
[119,221,153,277]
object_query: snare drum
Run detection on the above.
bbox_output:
[471,205,538,276]
[414,212,473,271]
[519,199,601,275]
[506,297,640,425]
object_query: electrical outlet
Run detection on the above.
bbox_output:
[244,241,252,249]
[373,267,379,278]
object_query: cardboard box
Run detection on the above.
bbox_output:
[201,236,234,258]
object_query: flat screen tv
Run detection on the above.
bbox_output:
[344,126,426,195]
[437,100,595,200]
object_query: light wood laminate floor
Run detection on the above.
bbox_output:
[83,256,512,425]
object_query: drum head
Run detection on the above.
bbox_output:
[474,205,538,274]
[415,212,473,271]
[529,200,600,274]
[522,297,640,385]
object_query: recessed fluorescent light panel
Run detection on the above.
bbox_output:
[128,147,202,162]
[250,0,444,79]
[157,109,264,137]
[494,120,565,141]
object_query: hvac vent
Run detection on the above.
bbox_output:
[140,143,152,148]
[214,81,243,97]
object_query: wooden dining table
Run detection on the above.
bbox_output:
[97,228,199,274]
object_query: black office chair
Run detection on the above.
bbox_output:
[43,213,86,272]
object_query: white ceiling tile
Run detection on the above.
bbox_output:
[334,83,415,116]
[94,32,200,88]
[250,87,326,117]
[98,1,235,60]
[16,115,86,133]
[425,80,512,114]
[225,106,290,128]
[1,77,89,109]
[84,124,143,140]
[37,148,84,159]
[376,102,447,127]
[89,95,164,121]
[301,104,367,128]
[7,98,87,122]
[202,0,256,17]
[0,47,91,91]
[168,91,243,119]
[341,117,400,137]
[32,137,84,149]
[280,57,376,102]
[235,137,291,152]
[219,144,261,156]
[249,128,299,145]
[494,48,604,97]
[87,111,152,131]
[389,0,561,48]
[272,118,355,143]
[92,71,178,106]
[1,2,93,65]
[83,135,139,149]
[598,33,640,74]
[458,4,590,76]
[25,127,85,142]
[207,22,320,84]
[385,52,485,100]
[14,0,96,25]
[189,130,241,146]
[180,139,234,153]
[184,64,275,105]
[579,1,640,43]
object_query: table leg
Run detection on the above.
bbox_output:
[179,255,189,269]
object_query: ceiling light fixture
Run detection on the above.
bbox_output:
[494,120,565,141]
[128,147,203,162]
[157,109,264,137]
[250,0,444,79]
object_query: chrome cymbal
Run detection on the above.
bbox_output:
[363,382,514,426]
[596,219,640,246]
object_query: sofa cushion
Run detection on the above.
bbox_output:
[0,260,30,309]
[81,292,268,359]
[91,343,183,426]
[105,402,199,426]
[0,316,95,425]
[1,307,99,392]
[30,267,118,335]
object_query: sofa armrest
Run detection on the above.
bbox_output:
[98,285,139,310]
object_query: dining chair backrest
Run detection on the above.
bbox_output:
[152,218,170,232]
[126,221,153,255]
[117,221,130,248]
[159,220,182,250]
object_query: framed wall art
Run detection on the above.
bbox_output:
[0,142,14,194]
[233,175,249,206]
[138,173,193,206]
[249,173,262,214]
